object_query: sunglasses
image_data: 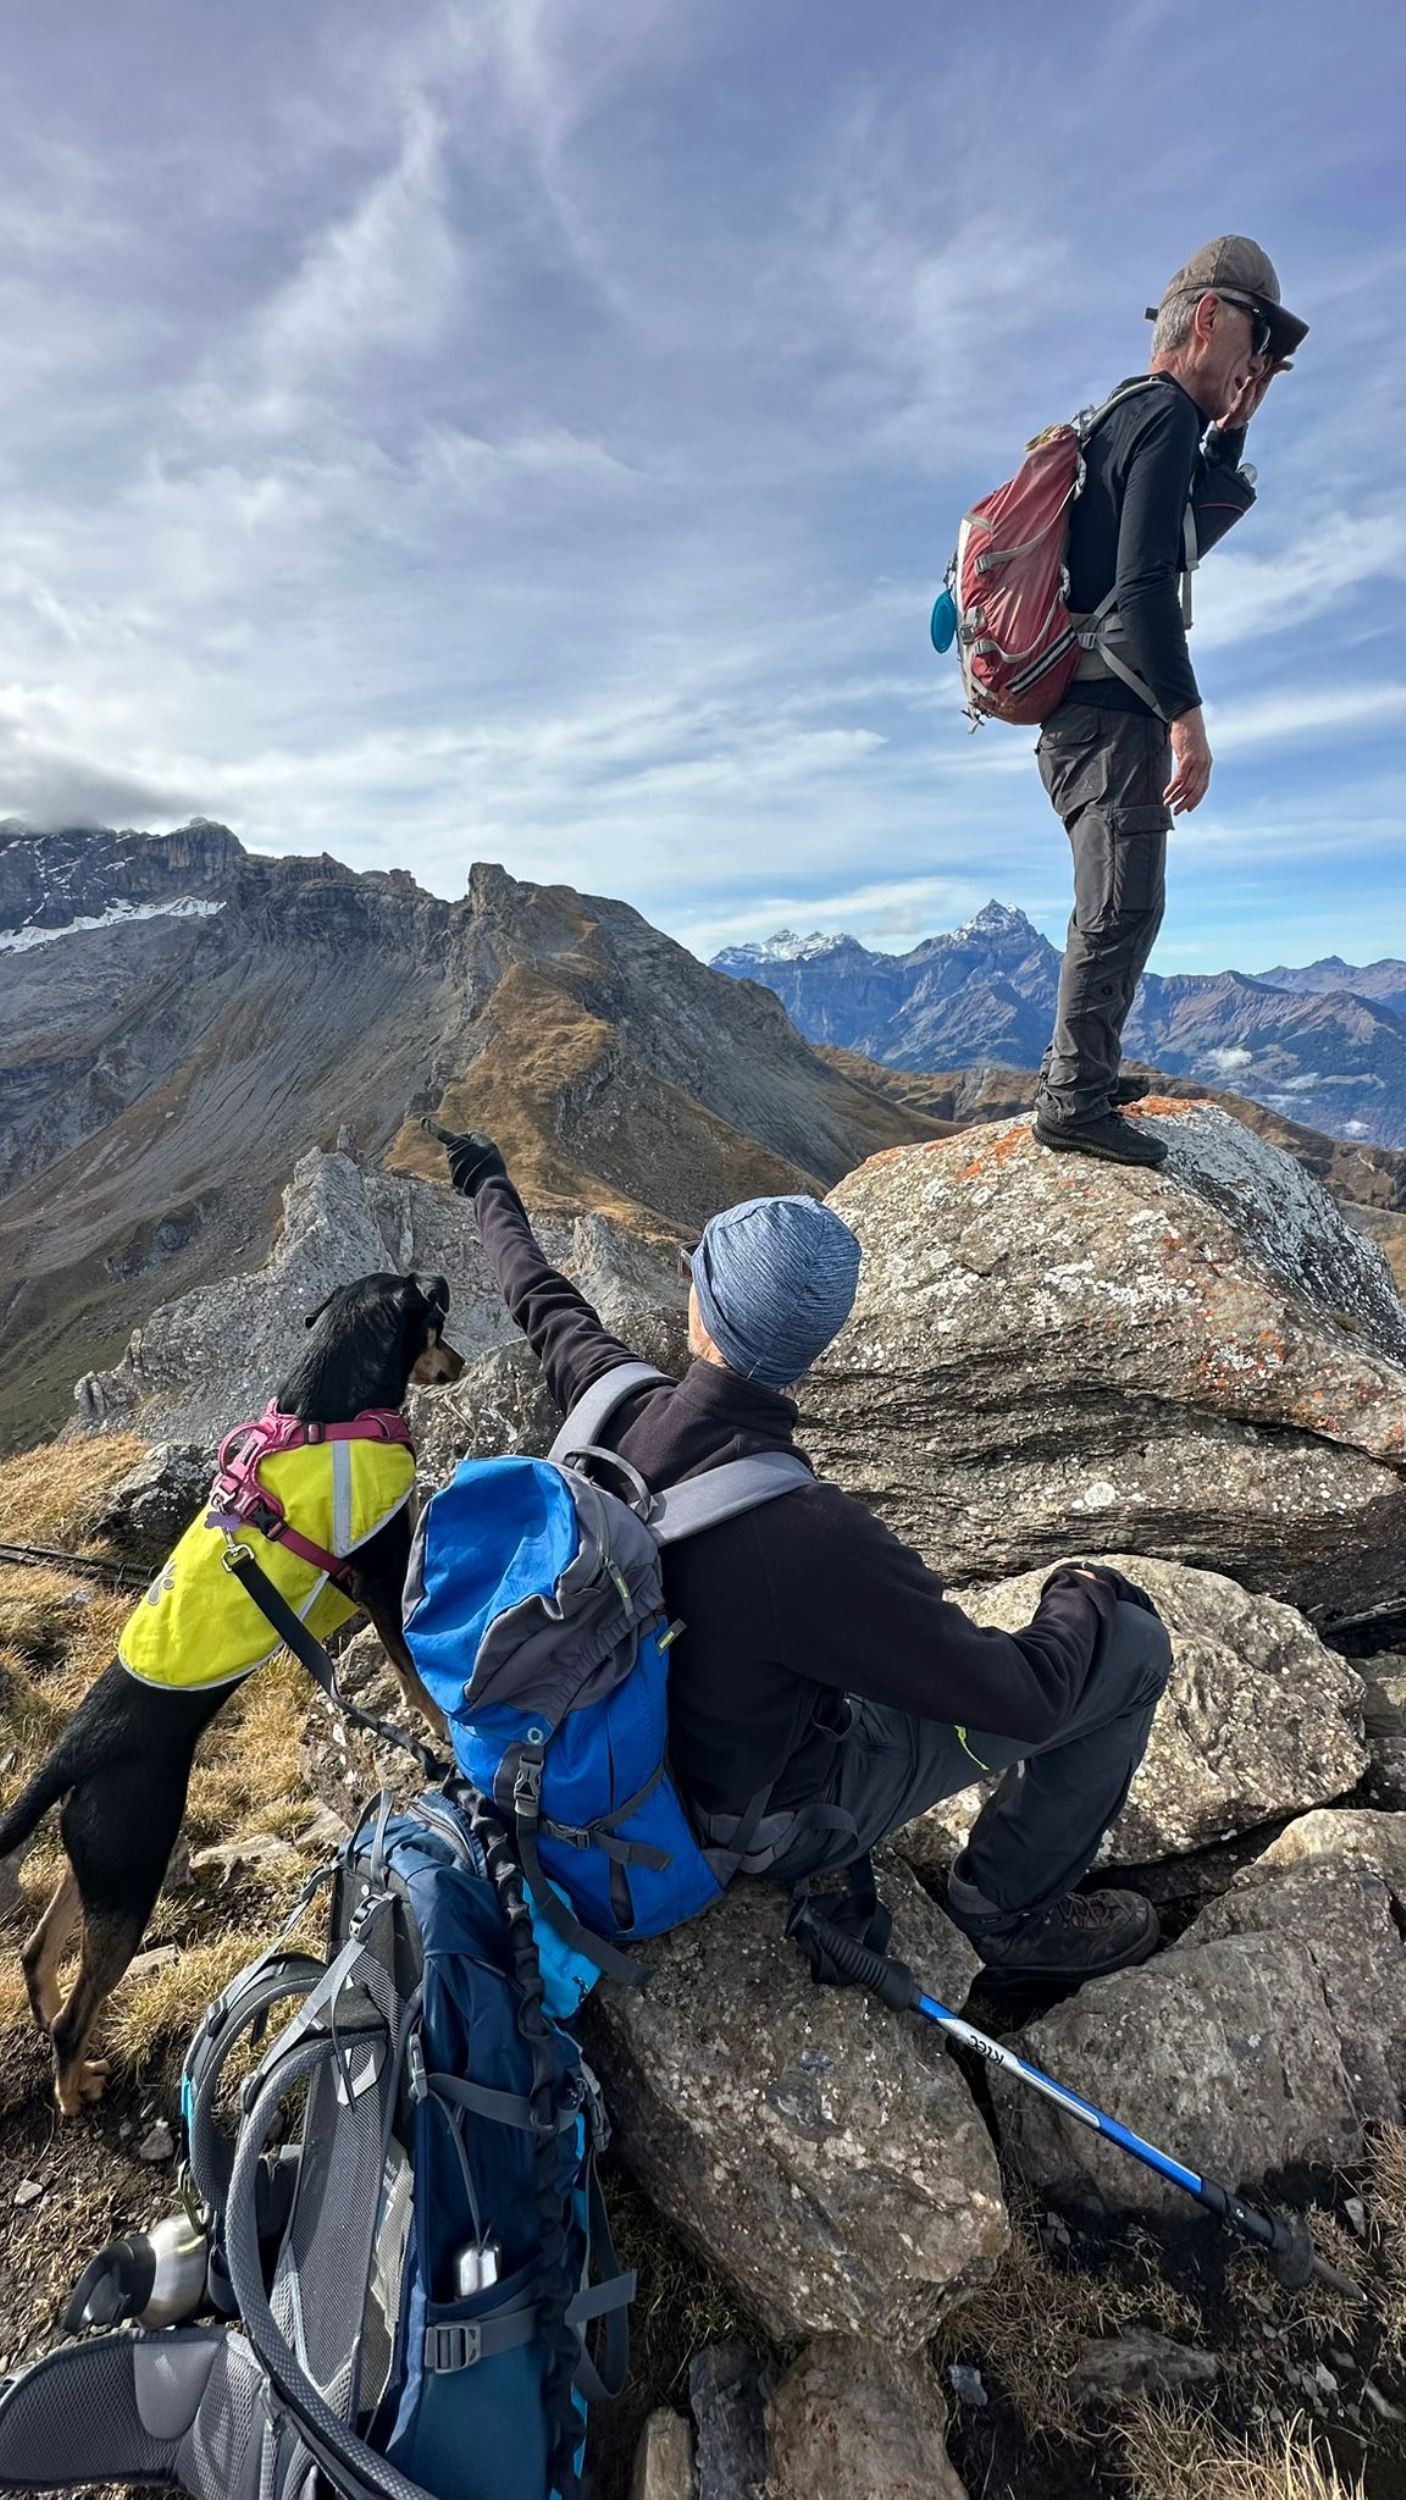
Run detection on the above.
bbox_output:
[1217,292,1273,359]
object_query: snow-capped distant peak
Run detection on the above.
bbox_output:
[951,900,1036,945]
[715,927,855,966]
[0,896,225,954]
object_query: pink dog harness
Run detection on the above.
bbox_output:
[207,1401,415,1592]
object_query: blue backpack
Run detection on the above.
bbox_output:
[404,1362,814,1983]
[0,1789,631,2500]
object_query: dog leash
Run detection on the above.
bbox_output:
[219,1540,449,1783]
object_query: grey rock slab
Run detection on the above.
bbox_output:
[583,1871,1004,2349]
[689,2343,771,2500]
[893,1557,1366,1871]
[765,2335,968,2500]
[92,1441,212,1557]
[629,2409,696,2500]
[1069,2331,1218,2403]
[1188,1858,1406,2123]
[993,1932,1365,2213]
[408,1306,689,1492]
[1000,1830,1406,2212]
[137,2119,175,2163]
[804,1107,1406,1614]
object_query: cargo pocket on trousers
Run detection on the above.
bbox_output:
[1070,815,1166,937]
[1036,707,1106,817]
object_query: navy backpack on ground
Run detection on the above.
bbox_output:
[403,1362,815,1982]
[0,1787,632,2500]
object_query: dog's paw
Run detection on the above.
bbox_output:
[56,2058,111,2116]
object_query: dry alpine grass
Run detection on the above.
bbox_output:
[0,1432,147,1552]
[1119,2400,1365,2500]
[935,2197,1199,2446]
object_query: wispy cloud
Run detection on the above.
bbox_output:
[0,0,1402,975]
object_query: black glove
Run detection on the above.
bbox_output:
[421,1119,507,1198]
[1047,1560,1159,1617]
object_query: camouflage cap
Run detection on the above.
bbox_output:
[1146,235,1308,359]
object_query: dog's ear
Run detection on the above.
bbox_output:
[304,1289,336,1331]
[421,1273,450,1324]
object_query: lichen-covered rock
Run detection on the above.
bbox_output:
[765,2335,968,2500]
[994,1844,1406,2211]
[583,1872,1003,2348]
[892,1556,1366,1871]
[804,1104,1406,1615]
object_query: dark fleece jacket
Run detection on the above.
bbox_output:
[474,1172,1117,1820]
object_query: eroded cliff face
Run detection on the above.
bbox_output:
[0,828,941,1447]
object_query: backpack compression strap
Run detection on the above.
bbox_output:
[546,1360,673,1469]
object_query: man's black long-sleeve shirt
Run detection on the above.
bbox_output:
[1067,375,1252,721]
[471,1172,1117,1822]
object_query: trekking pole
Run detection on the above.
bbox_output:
[785,1894,1366,2305]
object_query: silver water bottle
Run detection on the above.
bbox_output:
[63,2209,211,2332]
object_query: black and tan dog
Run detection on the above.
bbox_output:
[0,1270,463,2115]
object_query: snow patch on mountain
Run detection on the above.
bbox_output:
[0,896,225,953]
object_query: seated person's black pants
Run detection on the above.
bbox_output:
[770,1599,1174,1924]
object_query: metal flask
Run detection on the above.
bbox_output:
[62,2209,211,2332]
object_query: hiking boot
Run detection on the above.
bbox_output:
[1113,1075,1150,1105]
[1032,1110,1167,1168]
[951,1885,1162,1984]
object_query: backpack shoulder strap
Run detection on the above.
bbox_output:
[1076,373,1169,443]
[649,1451,814,1546]
[547,1360,672,1467]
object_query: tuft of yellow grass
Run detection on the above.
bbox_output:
[107,1930,273,2079]
[1120,2400,1365,2500]
[0,1434,148,1551]
[935,2199,1200,2445]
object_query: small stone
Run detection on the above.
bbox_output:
[1345,2196,1368,2237]
[13,2179,45,2209]
[629,2407,696,2500]
[127,1944,181,1983]
[138,2119,174,2163]
[1070,2332,1217,2405]
[1314,2363,1340,2398]
[948,2362,987,2407]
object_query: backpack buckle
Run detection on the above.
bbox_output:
[512,1751,543,1821]
[424,2320,483,2373]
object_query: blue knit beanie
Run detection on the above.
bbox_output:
[688,1194,862,1390]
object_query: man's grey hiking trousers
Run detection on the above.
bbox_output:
[769,1599,1174,1921]
[1034,701,1173,1128]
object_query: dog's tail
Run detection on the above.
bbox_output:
[0,1752,76,1859]
[0,1676,126,1859]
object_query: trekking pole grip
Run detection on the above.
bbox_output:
[789,1905,919,2011]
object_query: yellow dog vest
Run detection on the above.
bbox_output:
[118,1437,417,1692]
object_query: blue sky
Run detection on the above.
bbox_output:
[1,0,1403,970]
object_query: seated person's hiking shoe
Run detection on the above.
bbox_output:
[947,1859,1161,1982]
[1032,1109,1168,1168]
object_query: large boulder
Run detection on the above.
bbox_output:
[993,1839,1406,2211]
[804,1103,1406,1616]
[892,1556,1366,1872]
[583,1870,1005,2348]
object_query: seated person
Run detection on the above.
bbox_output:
[436,1127,1172,1983]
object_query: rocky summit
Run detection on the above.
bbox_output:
[803,1096,1406,1618]
[715,902,1406,1147]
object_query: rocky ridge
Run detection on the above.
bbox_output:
[0,824,938,1449]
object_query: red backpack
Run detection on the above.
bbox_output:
[938,379,1180,726]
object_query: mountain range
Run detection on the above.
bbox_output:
[0,823,937,1447]
[713,904,1406,1148]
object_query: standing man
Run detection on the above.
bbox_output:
[1033,238,1307,1167]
